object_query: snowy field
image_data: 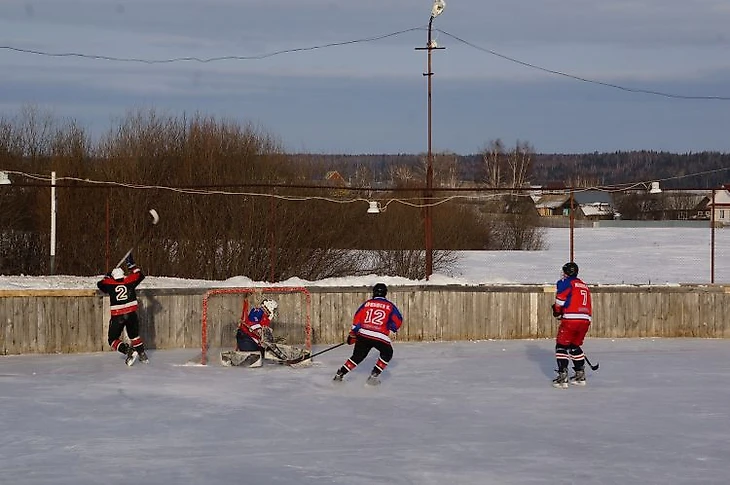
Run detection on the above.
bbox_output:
[2,338,729,485]
[1,227,729,289]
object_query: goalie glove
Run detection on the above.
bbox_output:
[552,304,563,318]
[347,331,357,345]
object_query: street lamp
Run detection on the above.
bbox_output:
[416,0,446,279]
[367,201,382,214]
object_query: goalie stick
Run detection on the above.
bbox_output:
[115,209,160,268]
[285,342,345,365]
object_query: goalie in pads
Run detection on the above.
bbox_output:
[220,298,310,367]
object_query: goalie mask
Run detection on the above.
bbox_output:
[261,299,278,319]
[111,267,125,281]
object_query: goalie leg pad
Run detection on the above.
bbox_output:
[264,343,310,362]
[220,350,263,368]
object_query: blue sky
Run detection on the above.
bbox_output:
[2,0,730,154]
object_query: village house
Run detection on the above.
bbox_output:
[710,186,730,225]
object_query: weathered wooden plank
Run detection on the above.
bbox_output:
[720,290,730,337]
[536,291,553,339]
[602,292,620,338]
[18,297,35,354]
[476,291,488,340]
[655,292,670,337]
[76,297,88,352]
[400,289,417,342]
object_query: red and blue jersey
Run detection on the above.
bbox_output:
[554,276,592,324]
[350,296,403,344]
[238,301,271,346]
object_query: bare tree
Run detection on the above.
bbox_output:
[481,139,534,189]
[481,138,505,187]
[506,140,533,190]
[435,151,460,188]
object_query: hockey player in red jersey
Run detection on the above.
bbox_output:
[221,298,309,367]
[96,253,149,366]
[333,283,403,385]
[551,262,592,388]
[236,298,278,352]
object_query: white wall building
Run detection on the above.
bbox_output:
[711,188,730,225]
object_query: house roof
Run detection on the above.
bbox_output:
[534,194,570,209]
[572,190,613,204]
[324,171,347,185]
[581,202,614,217]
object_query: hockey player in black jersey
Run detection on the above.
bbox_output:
[97,252,149,366]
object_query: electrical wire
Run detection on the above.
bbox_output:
[438,29,730,101]
[3,167,729,211]
[2,25,729,101]
[0,27,422,64]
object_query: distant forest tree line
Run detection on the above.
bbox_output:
[296,148,730,189]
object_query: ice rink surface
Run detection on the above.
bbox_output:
[2,338,729,485]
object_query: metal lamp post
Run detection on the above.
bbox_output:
[50,171,57,274]
[416,0,445,279]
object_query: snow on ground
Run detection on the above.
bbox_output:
[1,227,729,289]
[1,338,729,485]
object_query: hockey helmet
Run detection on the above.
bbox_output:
[261,299,278,317]
[562,262,579,277]
[111,267,125,280]
[372,282,388,298]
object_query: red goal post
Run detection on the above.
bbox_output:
[201,287,312,365]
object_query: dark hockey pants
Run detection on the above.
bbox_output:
[108,312,145,354]
[339,337,393,376]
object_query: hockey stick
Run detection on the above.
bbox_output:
[285,342,346,365]
[585,355,599,371]
[115,209,160,268]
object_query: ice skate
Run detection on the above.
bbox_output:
[570,369,586,386]
[333,371,345,383]
[125,348,138,367]
[137,350,149,364]
[552,369,568,389]
[365,371,381,386]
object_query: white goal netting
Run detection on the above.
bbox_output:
[199,287,312,365]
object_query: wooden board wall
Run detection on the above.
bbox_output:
[1,285,729,356]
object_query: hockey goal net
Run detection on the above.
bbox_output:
[200,287,312,365]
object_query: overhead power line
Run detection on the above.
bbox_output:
[438,30,730,101]
[0,27,422,64]
[2,26,729,100]
[3,167,729,209]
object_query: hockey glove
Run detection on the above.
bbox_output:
[125,252,136,269]
[552,304,563,318]
[347,332,357,345]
